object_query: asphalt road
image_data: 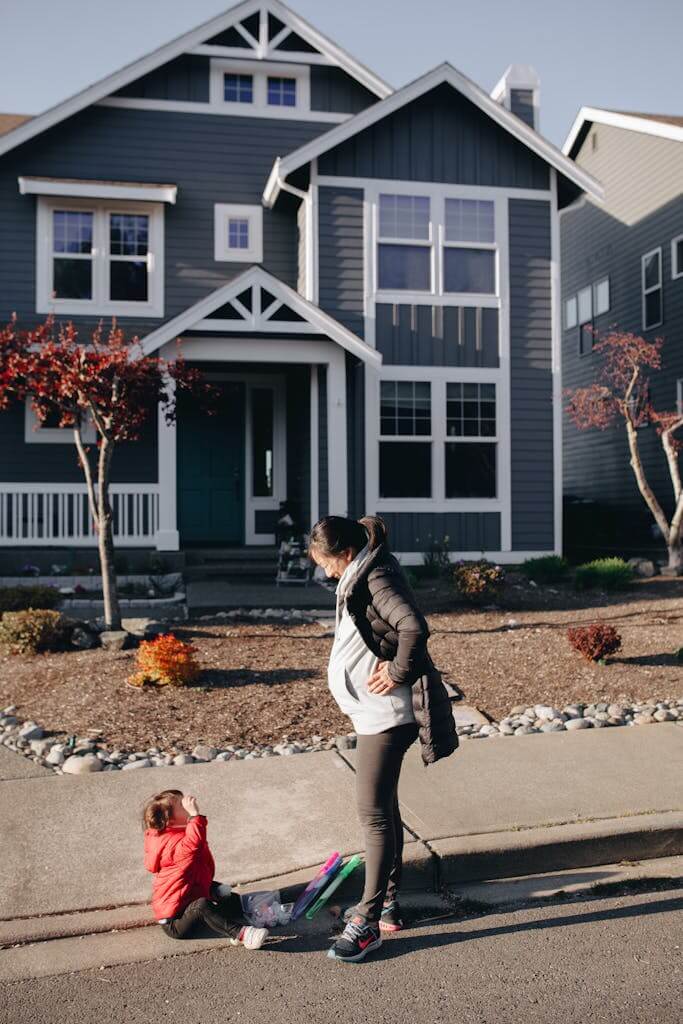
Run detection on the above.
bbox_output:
[3,888,682,1024]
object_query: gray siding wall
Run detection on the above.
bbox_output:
[509,198,554,550]
[510,89,534,129]
[381,512,501,552]
[318,83,549,188]
[346,355,365,516]
[561,191,683,516]
[0,402,157,483]
[318,366,328,518]
[318,186,364,337]
[310,66,378,115]
[376,304,499,366]
[115,55,210,101]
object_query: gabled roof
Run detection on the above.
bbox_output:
[138,265,381,365]
[563,107,683,159]
[264,62,603,206]
[0,0,392,160]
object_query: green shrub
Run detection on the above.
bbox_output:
[0,609,67,655]
[519,555,569,584]
[574,557,634,591]
[420,536,451,578]
[453,559,506,604]
[0,585,61,614]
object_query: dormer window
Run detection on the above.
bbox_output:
[224,73,253,103]
[267,77,296,107]
[210,60,309,117]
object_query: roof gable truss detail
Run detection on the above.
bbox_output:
[203,283,309,332]
[202,5,325,63]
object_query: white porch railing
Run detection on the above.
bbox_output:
[0,484,160,546]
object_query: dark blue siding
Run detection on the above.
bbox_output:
[317,186,364,337]
[318,83,549,188]
[311,66,378,114]
[376,304,499,367]
[509,198,554,550]
[115,55,210,102]
[381,512,501,552]
[510,89,535,130]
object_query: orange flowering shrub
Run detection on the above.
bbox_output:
[128,633,201,687]
[567,623,622,663]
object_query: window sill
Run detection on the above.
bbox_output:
[36,300,164,318]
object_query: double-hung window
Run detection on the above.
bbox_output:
[642,248,663,329]
[379,381,432,498]
[443,199,496,294]
[445,383,497,498]
[37,199,163,316]
[377,195,432,291]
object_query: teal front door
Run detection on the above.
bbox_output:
[177,382,245,545]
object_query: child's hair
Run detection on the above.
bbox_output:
[142,789,183,831]
[309,515,388,559]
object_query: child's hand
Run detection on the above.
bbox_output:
[182,794,200,817]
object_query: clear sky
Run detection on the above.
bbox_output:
[0,0,680,147]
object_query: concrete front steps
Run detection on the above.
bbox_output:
[184,546,278,581]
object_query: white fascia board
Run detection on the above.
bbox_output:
[138,265,381,366]
[263,62,603,208]
[18,176,177,204]
[563,105,683,157]
[0,0,391,160]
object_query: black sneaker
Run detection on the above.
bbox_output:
[327,915,382,962]
[379,899,404,932]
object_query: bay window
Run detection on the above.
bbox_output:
[37,198,163,316]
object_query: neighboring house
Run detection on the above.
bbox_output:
[0,0,600,563]
[561,108,683,538]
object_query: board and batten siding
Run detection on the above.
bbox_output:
[508,198,554,551]
[0,104,330,330]
[561,123,683,516]
[376,304,499,367]
[318,84,549,188]
[317,186,365,338]
[381,512,501,553]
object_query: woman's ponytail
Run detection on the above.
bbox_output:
[309,514,389,557]
[358,515,387,551]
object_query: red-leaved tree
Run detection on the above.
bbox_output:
[0,317,212,629]
[565,330,683,573]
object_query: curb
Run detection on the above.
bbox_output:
[431,810,683,884]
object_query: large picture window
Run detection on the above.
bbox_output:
[37,198,164,316]
[379,381,431,497]
[445,383,497,498]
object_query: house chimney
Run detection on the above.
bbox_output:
[491,64,540,131]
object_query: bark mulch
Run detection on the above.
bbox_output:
[0,576,681,752]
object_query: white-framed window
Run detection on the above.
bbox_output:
[214,204,263,263]
[374,189,499,301]
[209,59,310,117]
[593,276,610,316]
[36,198,164,316]
[445,382,497,498]
[642,248,663,330]
[672,234,683,280]
[24,399,96,445]
[577,285,592,325]
[377,378,498,501]
[564,295,578,329]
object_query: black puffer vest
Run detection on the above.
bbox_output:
[344,543,458,766]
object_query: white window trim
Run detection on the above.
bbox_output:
[214,203,263,263]
[24,399,97,445]
[672,234,683,280]
[641,247,663,330]
[209,58,310,117]
[369,182,501,306]
[36,197,164,317]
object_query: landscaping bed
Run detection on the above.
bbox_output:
[0,575,681,756]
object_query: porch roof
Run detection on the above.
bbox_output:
[138,266,382,366]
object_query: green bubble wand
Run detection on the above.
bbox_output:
[305,854,363,920]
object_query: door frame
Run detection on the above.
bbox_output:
[203,372,287,545]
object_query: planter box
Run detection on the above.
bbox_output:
[60,592,187,622]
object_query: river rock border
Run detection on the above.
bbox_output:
[1,696,681,777]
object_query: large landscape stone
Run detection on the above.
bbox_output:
[100,630,135,652]
[62,754,102,775]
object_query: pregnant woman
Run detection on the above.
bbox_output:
[309,514,457,962]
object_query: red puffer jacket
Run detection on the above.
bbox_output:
[143,815,215,920]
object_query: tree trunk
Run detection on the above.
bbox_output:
[666,543,682,574]
[97,439,122,630]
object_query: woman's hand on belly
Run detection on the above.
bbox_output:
[367,660,399,695]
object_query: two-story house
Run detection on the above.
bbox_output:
[561,108,683,553]
[0,0,600,564]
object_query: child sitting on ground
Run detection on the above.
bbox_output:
[143,789,268,949]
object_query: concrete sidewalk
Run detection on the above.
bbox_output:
[1,725,681,946]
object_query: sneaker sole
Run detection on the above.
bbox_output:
[379,920,402,932]
[327,937,382,962]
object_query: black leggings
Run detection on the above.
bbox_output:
[355,722,419,921]
[161,883,246,940]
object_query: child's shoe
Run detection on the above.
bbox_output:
[231,926,269,949]
[327,915,381,962]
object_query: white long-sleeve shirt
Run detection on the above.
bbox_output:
[327,546,415,735]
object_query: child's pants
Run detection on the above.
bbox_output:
[161,882,245,940]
